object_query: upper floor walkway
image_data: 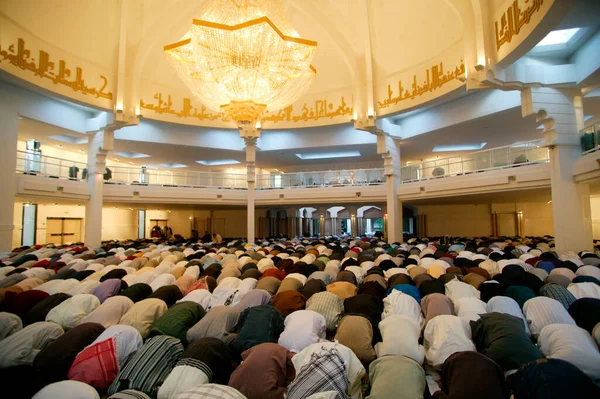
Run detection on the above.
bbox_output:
[14,139,556,205]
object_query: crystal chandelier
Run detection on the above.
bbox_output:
[164,0,317,125]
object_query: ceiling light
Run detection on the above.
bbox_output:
[296,151,361,160]
[196,159,241,166]
[114,151,150,159]
[159,163,188,168]
[432,143,487,152]
[584,115,593,122]
[164,0,317,124]
[536,28,580,47]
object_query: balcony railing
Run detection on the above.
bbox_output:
[16,140,550,190]
[108,166,247,189]
[581,121,600,154]
[16,150,87,180]
[400,140,549,182]
[255,168,385,189]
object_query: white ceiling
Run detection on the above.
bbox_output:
[18,90,600,172]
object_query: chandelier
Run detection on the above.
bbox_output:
[164,0,317,125]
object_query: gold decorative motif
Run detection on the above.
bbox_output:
[0,38,113,100]
[495,0,545,51]
[262,97,353,123]
[139,93,353,124]
[378,61,465,109]
[140,93,230,122]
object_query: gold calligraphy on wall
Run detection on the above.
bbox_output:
[140,93,354,124]
[378,61,465,110]
[0,38,113,100]
[495,0,545,51]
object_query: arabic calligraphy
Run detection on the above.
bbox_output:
[140,93,354,124]
[378,61,465,109]
[495,0,545,51]
[262,97,353,123]
[0,38,113,100]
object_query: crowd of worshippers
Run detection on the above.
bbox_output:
[0,235,600,399]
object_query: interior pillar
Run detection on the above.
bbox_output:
[522,88,592,252]
[0,103,19,251]
[84,129,114,249]
[242,133,258,244]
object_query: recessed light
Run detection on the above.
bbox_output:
[432,143,487,152]
[196,159,241,166]
[159,163,188,168]
[536,28,580,47]
[114,151,150,159]
[296,151,361,160]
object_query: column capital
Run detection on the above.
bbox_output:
[239,122,261,140]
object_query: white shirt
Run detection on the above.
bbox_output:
[445,278,480,301]
[453,297,487,323]
[538,324,600,380]
[376,315,424,364]
[522,297,575,337]
[568,282,600,299]
[278,310,326,353]
[423,315,476,368]
[382,290,424,327]
[486,296,529,333]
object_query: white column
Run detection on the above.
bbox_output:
[0,103,19,251]
[522,88,593,252]
[379,133,403,243]
[244,137,257,244]
[84,129,114,248]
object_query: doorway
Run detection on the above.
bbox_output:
[46,217,83,244]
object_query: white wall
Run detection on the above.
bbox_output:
[590,196,600,239]
[102,208,138,241]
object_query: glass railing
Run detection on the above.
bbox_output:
[16,150,87,180]
[581,122,600,154]
[400,140,549,182]
[255,168,385,189]
[15,140,551,189]
[108,166,248,189]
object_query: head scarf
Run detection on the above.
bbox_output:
[376,315,424,363]
[334,314,376,364]
[437,351,509,399]
[272,290,307,317]
[256,276,281,295]
[421,293,455,329]
[229,343,295,399]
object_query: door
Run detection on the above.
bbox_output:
[46,218,63,244]
[46,218,83,244]
[63,218,82,243]
[213,218,226,237]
